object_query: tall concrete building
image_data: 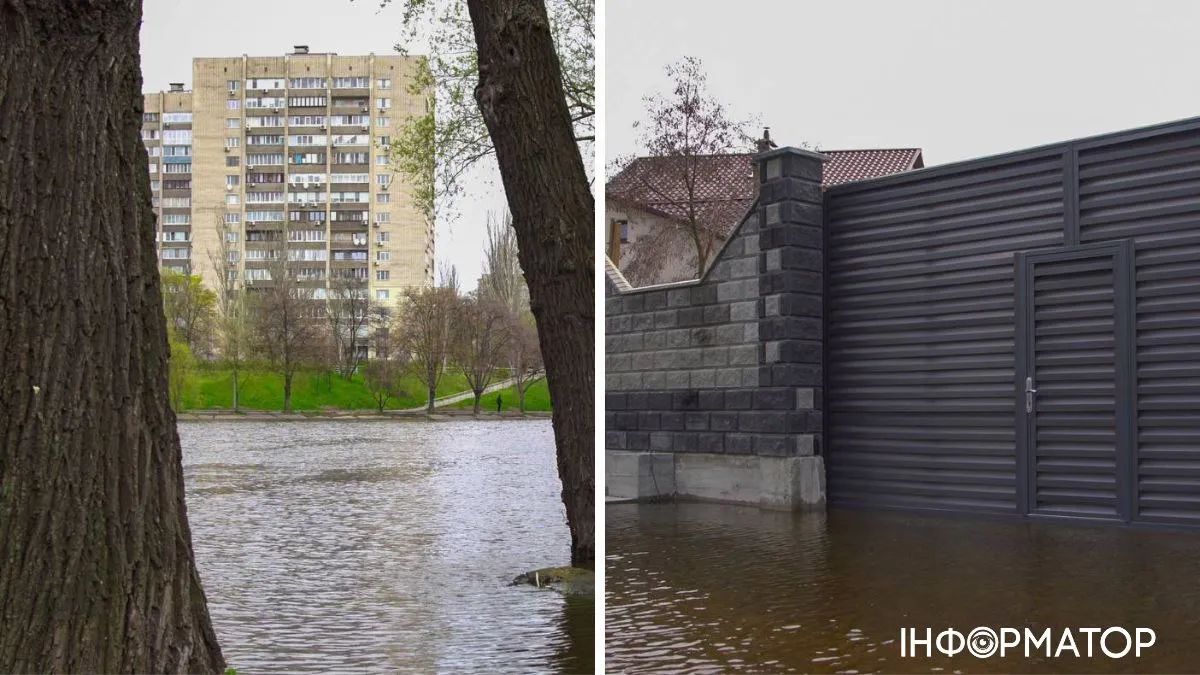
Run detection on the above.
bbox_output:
[141,46,434,305]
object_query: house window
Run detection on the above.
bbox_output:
[375,117,389,127]
[377,231,390,244]
[227,99,240,110]
[227,80,240,91]
[376,251,390,262]
[376,97,391,109]
[376,270,389,281]
[376,289,390,301]
[225,137,240,148]
[377,193,391,204]
[226,156,240,167]
[376,78,392,89]
[226,194,240,205]
[226,175,240,187]
[226,118,241,129]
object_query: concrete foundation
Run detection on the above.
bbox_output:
[606,450,825,510]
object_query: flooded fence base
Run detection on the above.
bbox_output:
[607,450,825,509]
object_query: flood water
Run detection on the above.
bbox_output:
[180,420,592,674]
[607,502,1200,673]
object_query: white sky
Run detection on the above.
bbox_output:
[140,0,508,290]
[606,0,1200,166]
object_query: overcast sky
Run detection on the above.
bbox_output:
[140,0,507,290]
[607,0,1200,165]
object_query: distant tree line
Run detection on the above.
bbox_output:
[164,213,542,414]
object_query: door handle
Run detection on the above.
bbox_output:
[1025,376,1038,414]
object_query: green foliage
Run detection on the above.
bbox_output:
[160,269,218,354]
[453,377,551,412]
[167,330,197,412]
[176,365,472,412]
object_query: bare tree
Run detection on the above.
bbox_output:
[631,56,756,275]
[509,314,545,413]
[479,211,528,314]
[253,255,325,413]
[326,275,373,379]
[398,283,460,413]
[363,307,409,412]
[0,2,225,669]
[207,217,251,411]
[452,296,513,414]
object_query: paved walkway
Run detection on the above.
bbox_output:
[400,374,544,412]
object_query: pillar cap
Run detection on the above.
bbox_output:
[755,146,830,163]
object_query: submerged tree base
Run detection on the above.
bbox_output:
[512,567,595,597]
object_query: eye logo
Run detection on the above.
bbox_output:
[967,627,999,658]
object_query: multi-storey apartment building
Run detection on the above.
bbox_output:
[141,46,434,305]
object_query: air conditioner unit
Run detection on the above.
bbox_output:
[372,222,380,228]
[360,106,369,113]
[248,182,257,187]
[260,88,268,94]
[223,147,230,153]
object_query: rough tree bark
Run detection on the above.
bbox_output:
[466,0,595,567]
[0,2,225,671]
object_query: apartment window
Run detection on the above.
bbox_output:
[161,247,190,260]
[376,78,392,89]
[247,135,284,146]
[162,197,191,208]
[152,197,160,207]
[331,191,369,203]
[333,76,369,88]
[287,191,327,204]
[227,250,240,263]
[333,152,368,164]
[247,78,285,90]
[148,164,158,174]
[378,135,391,146]
[246,172,284,185]
[376,231,390,244]
[244,249,277,261]
[143,112,160,122]
[141,129,160,141]
[288,249,328,261]
[375,212,390,223]
[290,210,327,223]
[246,97,285,109]
[225,137,240,148]
[164,179,190,190]
[289,96,327,107]
[289,77,326,89]
[226,176,240,188]
[331,173,368,184]
[162,129,192,144]
[290,115,326,126]
[246,191,284,203]
[331,114,369,126]
[332,250,368,261]
[376,154,389,165]
[245,268,271,281]
[163,163,191,174]
[375,117,389,127]
[147,146,162,157]
[245,230,281,242]
[245,211,284,222]
[225,231,239,242]
[226,118,241,129]
[162,213,190,225]
[289,173,327,185]
[162,231,190,242]
[376,251,390,262]
[224,214,241,225]
[163,113,192,124]
[376,270,390,281]
[333,134,368,146]
[376,193,391,204]
[246,153,284,165]
[288,229,326,243]
[227,100,241,110]
[376,98,391,109]
[226,156,240,167]
[226,194,240,205]
[163,145,191,157]
[288,134,327,146]
[376,290,390,301]
[376,174,391,187]
[290,152,326,165]
[247,116,283,128]
[227,80,241,91]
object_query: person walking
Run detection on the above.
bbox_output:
[497,394,503,413]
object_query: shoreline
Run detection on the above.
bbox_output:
[176,410,553,422]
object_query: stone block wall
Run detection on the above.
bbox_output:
[605,147,828,509]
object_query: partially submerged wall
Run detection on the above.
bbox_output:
[605,147,827,509]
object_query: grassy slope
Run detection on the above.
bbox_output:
[452,377,551,412]
[178,366,472,411]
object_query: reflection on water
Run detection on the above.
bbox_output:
[180,420,592,674]
[606,503,1200,673]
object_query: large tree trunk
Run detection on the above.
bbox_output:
[473,390,483,415]
[426,383,436,413]
[466,0,595,568]
[0,2,225,671]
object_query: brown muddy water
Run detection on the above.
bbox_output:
[180,420,592,674]
[606,502,1200,673]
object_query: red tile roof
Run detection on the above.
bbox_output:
[606,148,923,288]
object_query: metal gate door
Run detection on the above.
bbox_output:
[1017,242,1134,521]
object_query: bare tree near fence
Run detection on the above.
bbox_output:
[0,1,225,669]
[326,275,373,379]
[363,306,410,412]
[509,316,545,413]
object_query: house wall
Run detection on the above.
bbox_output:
[605,147,827,509]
